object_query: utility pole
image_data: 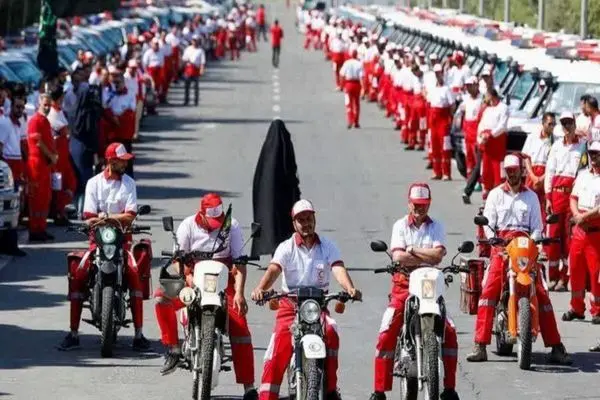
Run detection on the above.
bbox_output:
[479,0,484,17]
[581,0,589,38]
[459,0,465,13]
[504,0,510,22]
[442,0,448,8]
[537,0,544,30]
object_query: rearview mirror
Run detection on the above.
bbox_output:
[474,215,489,226]
[546,213,559,224]
[251,222,262,238]
[370,240,388,252]
[137,204,151,215]
[458,241,475,253]
[162,216,174,232]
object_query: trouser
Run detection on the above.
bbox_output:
[303,29,314,49]
[408,98,427,148]
[27,161,51,234]
[184,75,199,105]
[69,137,95,219]
[67,242,145,331]
[344,80,361,126]
[429,107,452,177]
[331,53,344,89]
[229,37,240,60]
[147,66,164,102]
[481,135,507,195]
[463,146,482,197]
[135,100,143,137]
[474,249,561,346]
[569,227,600,316]
[154,276,254,384]
[362,62,371,97]
[374,278,457,391]
[463,121,478,176]
[258,24,267,41]
[546,188,572,283]
[259,299,339,400]
[272,46,280,67]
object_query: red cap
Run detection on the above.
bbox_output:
[105,142,134,161]
[200,193,225,230]
[408,183,432,205]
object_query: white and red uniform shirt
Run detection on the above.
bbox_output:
[0,116,26,160]
[477,101,509,139]
[271,233,343,292]
[47,107,69,136]
[176,215,243,259]
[543,138,587,194]
[339,58,363,81]
[329,37,344,54]
[483,184,543,239]
[571,169,600,213]
[365,45,379,63]
[390,215,446,260]
[103,88,136,116]
[88,68,103,86]
[182,46,206,76]
[427,84,454,108]
[124,69,145,100]
[587,113,600,142]
[159,41,172,58]
[459,94,483,122]
[521,131,552,167]
[142,48,165,68]
[83,171,137,217]
[576,113,591,137]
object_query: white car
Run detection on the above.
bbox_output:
[0,161,20,231]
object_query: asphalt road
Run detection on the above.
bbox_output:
[2,4,600,400]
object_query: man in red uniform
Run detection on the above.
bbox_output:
[26,94,57,242]
[466,155,571,364]
[368,183,459,400]
[155,194,258,400]
[59,142,151,351]
[565,142,600,324]
[256,4,267,41]
[142,38,166,103]
[251,199,362,400]
[544,112,587,292]
[339,49,363,129]
[270,19,283,68]
[458,77,483,177]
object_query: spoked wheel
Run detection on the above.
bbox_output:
[517,297,532,370]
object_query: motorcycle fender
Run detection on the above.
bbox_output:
[300,334,326,359]
[516,273,532,286]
[193,260,229,307]
[418,299,441,316]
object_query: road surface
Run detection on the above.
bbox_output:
[2,4,600,400]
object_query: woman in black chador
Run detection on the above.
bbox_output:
[251,119,301,257]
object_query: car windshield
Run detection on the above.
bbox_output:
[59,46,78,64]
[493,61,508,85]
[471,58,484,74]
[546,82,600,115]
[0,63,20,81]
[508,72,534,109]
[5,60,42,85]
[381,26,393,38]
[522,86,548,117]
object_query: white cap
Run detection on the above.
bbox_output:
[393,54,400,61]
[414,45,421,53]
[138,35,146,42]
[589,141,600,152]
[127,59,138,68]
[418,50,425,57]
[362,37,368,43]
[465,76,478,85]
[559,111,575,122]
[291,199,315,218]
[433,64,443,72]
[389,43,397,50]
[192,34,200,41]
[429,53,438,60]
[481,65,492,76]
[108,65,119,74]
[403,46,410,53]
[385,43,393,51]
[378,37,386,44]
[503,154,521,169]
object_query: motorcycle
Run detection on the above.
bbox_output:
[473,213,559,370]
[67,204,153,357]
[369,239,475,400]
[159,215,262,400]
[254,288,360,400]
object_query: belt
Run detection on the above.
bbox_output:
[552,187,572,193]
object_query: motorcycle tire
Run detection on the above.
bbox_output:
[495,310,514,356]
[304,358,324,400]
[100,286,115,358]
[400,375,418,400]
[197,310,216,400]
[517,297,532,370]
[421,316,439,400]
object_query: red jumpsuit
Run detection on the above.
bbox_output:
[228,27,240,60]
[340,58,363,127]
[460,95,484,176]
[544,138,586,283]
[215,28,227,59]
[26,112,55,235]
[369,58,382,102]
[473,185,561,347]
[154,266,255,385]
[52,123,77,218]
[522,130,552,222]
[329,38,346,90]
[477,102,509,196]
[407,88,428,149]
[568,169,600,316]
[427,85,454,178]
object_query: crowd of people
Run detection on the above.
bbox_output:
[0,3,272,257]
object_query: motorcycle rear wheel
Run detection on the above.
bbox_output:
[494,309,514,356]
[100,286,115,358]
[517,298,532,370]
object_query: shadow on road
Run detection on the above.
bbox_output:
[134,171,192,181]
[0,324,162,370]
[0,282,65,311]
[137,185,241,201]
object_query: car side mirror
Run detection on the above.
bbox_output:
[458,241,474,253]
[162,216,174,232]
[137,204,151,215]
[474,215,489,226]
[370,240,388,252]
[251,222,262,238]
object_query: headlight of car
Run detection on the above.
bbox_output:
[5,167,14,190]
[204,274,218,293]
[299,300,320,324]
[103,244,117,260]
[421,279,435,299]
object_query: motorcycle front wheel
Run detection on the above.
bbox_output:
[421,316,439,400]
[303,357,324,400]
[100,286,115,358]
[195,310,216,400]
[517,297,532,370]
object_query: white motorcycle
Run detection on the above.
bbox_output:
[159,215,262,400]
[370,240,474,400]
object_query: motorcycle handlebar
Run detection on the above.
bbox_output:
[255,290,358,306]
[135,225,152,231]
[161,250,174,257]
[373,267,390,274]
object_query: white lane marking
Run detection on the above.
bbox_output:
[273,94,280,102]
[273,81,280,87]
[272,74,279,80]
[273,87,280,94]
[199,123,217,129]
[273,105,281,112]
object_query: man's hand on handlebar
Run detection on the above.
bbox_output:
[251,287,267,302]
[348,288,362,301]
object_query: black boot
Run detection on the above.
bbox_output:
[160,351,182,375]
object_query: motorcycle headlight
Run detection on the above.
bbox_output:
[101,227,117,244]
[204,274,218,293]
[103,244,117,260]
[299,300,321,324]
[179,286,197,306]
[421,279,435,299]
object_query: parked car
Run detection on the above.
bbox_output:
[0,161,19,231]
